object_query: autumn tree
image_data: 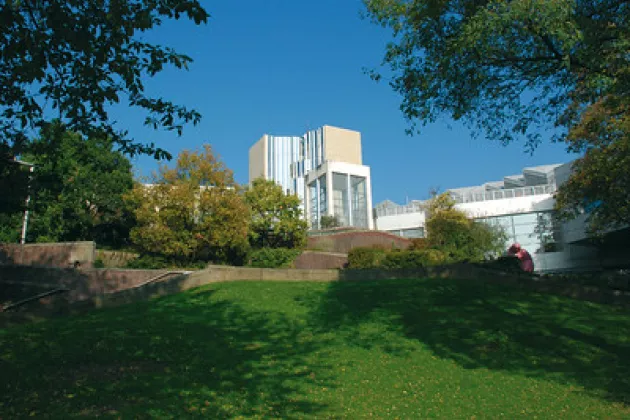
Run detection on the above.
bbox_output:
[244,179,308,249]
[0,0,208,159]
[127,145,250,265]
[364,0,630,233]
[425,193,507,262]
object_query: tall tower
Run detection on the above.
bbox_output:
[248,125,373,230]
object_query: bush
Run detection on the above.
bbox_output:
[93,258,105,269]
[408,238,429,250]
[381,250,425,269]
[347,247,387,269]
[125,254,170,269]
[249,247,301,268]
[481,255,522,272]
[320,215,340,229]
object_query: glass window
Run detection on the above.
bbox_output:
[401,228,425,238]
[318,175,327,221]
[332,173,349,226]
[351,175,368,228]
[309,182,318,228]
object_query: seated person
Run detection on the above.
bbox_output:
[507,243,534,273]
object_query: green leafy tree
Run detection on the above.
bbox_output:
[244,179,308,249]
[0,0,208,159]
[127,145,250,265]
[20,123,136,246]
[554,96,630,235]
[364,0,630,233]
[320,215,340,229]
[425,193,507,262]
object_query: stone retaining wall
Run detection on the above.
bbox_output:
[0,266,171,302]
[0,242,96,268]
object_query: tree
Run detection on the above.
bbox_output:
[244,179,308,249]
[364,0,630,232]
[127,145,250,265]
[16,122,136,246]
[320,215,340,229]
[425,193,507,262]
[554,94,630,235]
[0,0,209,159]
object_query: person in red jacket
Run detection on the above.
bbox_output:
[508,243,534,273]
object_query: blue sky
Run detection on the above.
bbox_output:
[115,0,574,205]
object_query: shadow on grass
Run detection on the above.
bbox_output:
[315,277,630,405]
[0,288,334,418]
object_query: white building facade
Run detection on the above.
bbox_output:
[249,125,374,230]
[375,163,601,272]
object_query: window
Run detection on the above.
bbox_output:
[318,174,327,220]
[351,175,368,228]
[309,182,319,228]
[333,173,349,226]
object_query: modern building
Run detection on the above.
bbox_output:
[374,163,606,272]
[249,125,374,230]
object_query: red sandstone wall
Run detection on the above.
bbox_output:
[294,251,348,270]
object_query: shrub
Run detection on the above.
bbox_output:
[320,215,340,229]
[347,247,387,269]
[408,238,429,250]
[381,250,425,269]
[126,254,209,270]
[418,249,449,266]
[93,258,105,269]
[249,247,301,268]
[126,254,170,269]
[481,255,522,272]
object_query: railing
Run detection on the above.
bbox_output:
[375,184,555,218]
[453,184,555,204]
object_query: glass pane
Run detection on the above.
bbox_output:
[332,173,349,226]
[309,182,318,228]
[318,175,327,222]
[351,175,368,228]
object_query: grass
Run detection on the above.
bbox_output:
[1,278,629,418]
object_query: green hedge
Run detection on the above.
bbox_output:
[347,247,450,270]
[249,248,301,268]
[381,251,425,269]
[480,255,522,272]
[347,247,388,269]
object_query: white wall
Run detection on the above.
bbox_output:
[376,211,425,232]
[457,195,555,218]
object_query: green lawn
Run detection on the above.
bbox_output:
[1,278,629,418]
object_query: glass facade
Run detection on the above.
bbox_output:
[476,211,561,254]
[309,181,318,228]
[333,173,350,226]
[351,175,368,228]
[318,175,327,224]
[387,227,425,238]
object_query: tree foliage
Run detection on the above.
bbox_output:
[1,122,135,245]
[244,179,308,249]
[554,94,630,234]
[0,0,209,159]
[126,145,250,265]
[425,193,507,262]
[365,0,630,232]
